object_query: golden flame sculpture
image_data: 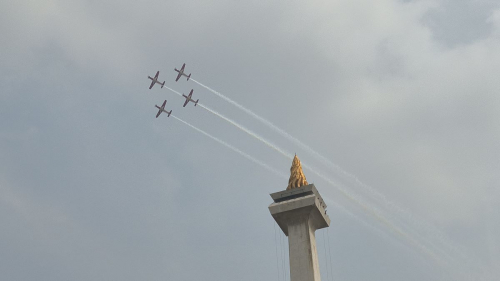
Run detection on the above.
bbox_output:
[287,154,308,190]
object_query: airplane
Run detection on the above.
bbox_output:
[182,89,199,107]
[155,100,172,118]
[148,71,165,89]
[174,63,191,81]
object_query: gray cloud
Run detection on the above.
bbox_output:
[1,0,499,280]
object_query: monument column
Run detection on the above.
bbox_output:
[269,155,330,281]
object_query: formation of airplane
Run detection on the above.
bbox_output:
[182,89,199,107]
[174,63,191,82]
[147,63,199,118]
[155,100,172,118]
[148,71,165,89]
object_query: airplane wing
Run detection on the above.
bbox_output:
[156,110,162,118]
[161,100,167,109]
[149,80,155,89]
[181,63,185,72]
[183,98,189,107]
[154,71,159,79]
[188,89,193,98]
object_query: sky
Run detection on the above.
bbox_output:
[1,0,499,280]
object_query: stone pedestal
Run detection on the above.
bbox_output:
[269,184,330,281]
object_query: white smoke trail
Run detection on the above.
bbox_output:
[196,101,415,248]
[323,197,431,263]
[307,164,448,265]
[189,80,403,206]
[190,79,360,181]
[164,85,184,97]
[326,198,390,241]
[194,100,446,263]
[164,86,405,245]
[171,115,287,179]
[165,83,453,266]
[198,104,293,159]
[164,85,290,158]
[194,101,427,254]
[189,79,464,263]
[198,100,425,248]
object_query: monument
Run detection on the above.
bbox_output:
[269,155,331,281]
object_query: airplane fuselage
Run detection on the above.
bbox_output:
[174,64,191,81]
[155,102,171,117]
[149,77,161,83]
[175,69,189,77]
[148,74,165,89]
[182,93,198,107]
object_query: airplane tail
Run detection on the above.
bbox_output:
[195,99,199,106]
[161,81,165,88]
[187,74,191,81]
[167,110,172,117]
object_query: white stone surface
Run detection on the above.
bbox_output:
[269,191,330,281]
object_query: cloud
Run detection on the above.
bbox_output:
[1,0,499,280]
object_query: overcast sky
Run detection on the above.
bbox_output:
[1,0,499,280]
